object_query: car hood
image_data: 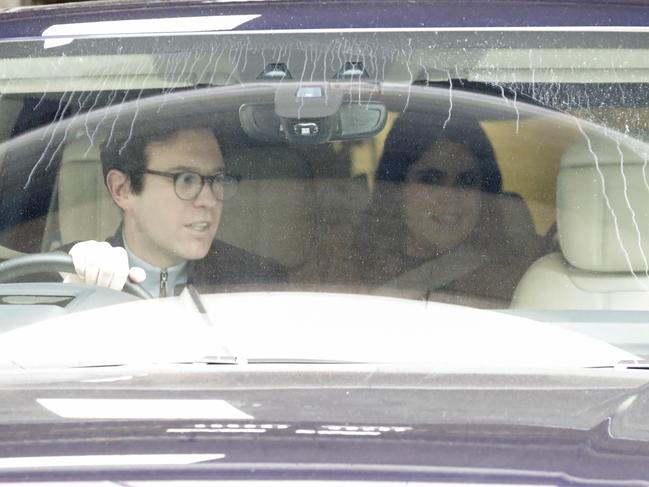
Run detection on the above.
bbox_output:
[2,364,649,482]
[0,292,638,369]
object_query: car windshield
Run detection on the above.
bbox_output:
[1,4,649,366]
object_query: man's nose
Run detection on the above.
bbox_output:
[192,181,219,208]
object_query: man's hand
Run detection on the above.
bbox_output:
[64,240,146,290]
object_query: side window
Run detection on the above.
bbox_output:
[0,97,71,254]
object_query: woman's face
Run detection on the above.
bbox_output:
[402,140,483,256]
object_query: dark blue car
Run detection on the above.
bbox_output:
[1,0,649,484]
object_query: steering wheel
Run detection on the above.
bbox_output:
[0,252,152,299]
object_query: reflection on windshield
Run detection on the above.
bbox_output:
[0,30,647,315]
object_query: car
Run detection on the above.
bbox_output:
[2,0,649,484]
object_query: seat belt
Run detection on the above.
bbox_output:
[376,242,486,300]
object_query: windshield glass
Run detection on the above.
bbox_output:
[2,15,649,362]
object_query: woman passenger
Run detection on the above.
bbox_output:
[352,114,536,306]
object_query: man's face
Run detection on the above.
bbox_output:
[122,128,225,268]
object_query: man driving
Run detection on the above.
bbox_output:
[65,123,286,297]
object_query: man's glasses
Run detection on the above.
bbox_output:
[143,169,239,201]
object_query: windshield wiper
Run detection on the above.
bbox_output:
[589,360,649,370]
[182,285,246,365]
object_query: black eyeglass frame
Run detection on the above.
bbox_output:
[143,169,239,201]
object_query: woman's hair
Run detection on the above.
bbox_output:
[375,113,502,192]
[353,112,504,283]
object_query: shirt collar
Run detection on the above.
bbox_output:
[122,232,188,297]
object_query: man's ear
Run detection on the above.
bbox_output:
[106,169,134,211]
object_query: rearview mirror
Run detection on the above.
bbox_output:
[239,84,387,144]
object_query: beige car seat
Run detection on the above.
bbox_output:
[43,140,120,249]
[45,136,318,271]
[484,190,543,259]
[218,146,317,269]
[512,133,649,310]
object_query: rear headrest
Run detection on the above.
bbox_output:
[58,139,120,244]
[558,133,649,273]
[483,191,541,258]
[194,146,317,269]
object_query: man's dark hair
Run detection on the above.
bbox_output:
[100,122,218,193]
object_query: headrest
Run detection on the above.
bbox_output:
[58,138,120,244]
[558,133,649,273]
[216,147,317,269]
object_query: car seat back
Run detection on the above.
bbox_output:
[512,133,649,309]
[217,147,317,269]
[44,140,120,248]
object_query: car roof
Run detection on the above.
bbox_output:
[2,0,649,42]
